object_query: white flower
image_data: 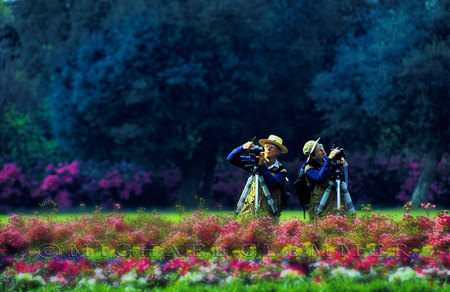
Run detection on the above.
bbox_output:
[78,278,96,287]
[88,278,96,285]
[16,273,33,281]
[388,267,425,283]
[312,261,330,268]
[154,267,162,277]
[33,275,46,285]
[280,269,302,278]
[180,272,203,283]
[225,275,237,283]
[94,268,106,280]
[331,267,362,280]
[121,272,137,284]
[206,273,217,282]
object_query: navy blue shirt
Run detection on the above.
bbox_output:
[227,145,286,189]
[305,157,349,183]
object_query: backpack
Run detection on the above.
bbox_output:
[293,163,311,218]
[281,177,290,211]
[274,165,290,211]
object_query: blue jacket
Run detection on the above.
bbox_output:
[227,145,286,189]
[305,157,349,183]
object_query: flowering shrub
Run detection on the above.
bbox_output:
[0,210,448,259]
[0,153,449,210]
[0,163,29,211]
[215,219,243,254]
[0,225,28,254]
[0,211,448,289]
[33,162,82,209]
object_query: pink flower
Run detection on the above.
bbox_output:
[0,163,25,184]
[45,164,55,172]
[54,190,72,209]
[99,179,111,188]
[42,175,62,191]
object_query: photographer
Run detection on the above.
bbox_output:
[301,138,349,219]
[227,135,288,220]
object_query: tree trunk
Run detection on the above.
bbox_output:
[176,141,217,209]
[177,155,205,209]
[200,148,217,208]
[411,145,440,207]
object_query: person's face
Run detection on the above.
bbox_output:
[312,143,326,160]
[264,143,281,159]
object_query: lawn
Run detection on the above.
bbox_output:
[0,207,445,223]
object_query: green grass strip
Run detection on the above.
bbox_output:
[0,208,445,223]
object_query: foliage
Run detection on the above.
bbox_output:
[0,105,59,167]
[0,151,449,211]
[48,1,268,163]
[0,211,449,290]
[1,210,450,257]
[308,1,450,206]
[309,1,441,151]
[1,0,449,209]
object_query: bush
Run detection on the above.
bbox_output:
[0,152,448,211]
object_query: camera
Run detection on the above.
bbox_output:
[330,147,345,166]
[249,146,264,157]
[241,146,264,168]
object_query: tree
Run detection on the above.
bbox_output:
[309,1,449,205]
[397,40,450,205]
[254,0,383,154]
[48,0,274,208]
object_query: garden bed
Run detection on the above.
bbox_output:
[0,210,449,290]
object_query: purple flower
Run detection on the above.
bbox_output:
[42,175,62,191]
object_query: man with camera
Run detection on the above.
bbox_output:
[227,135,288,220]
[302,138,350,220]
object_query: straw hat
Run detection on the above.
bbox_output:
[259,135,288,154]
[303,137,321,162]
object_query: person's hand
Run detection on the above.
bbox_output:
[243,141,255,150]
[341,158,348,165]
[257,152,269,165]
[328,149,341,159]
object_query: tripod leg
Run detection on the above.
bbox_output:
[235,175,255,215]
[255,175,260,214]
[336,179,341,210]
[258,176,277,216]
[317,181,335,214]
[340,181,355,213]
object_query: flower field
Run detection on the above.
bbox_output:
[0,210,449,291]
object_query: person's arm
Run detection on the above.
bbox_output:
[227,145,252,172]
[305,157,332,183]
[259,164,287,189]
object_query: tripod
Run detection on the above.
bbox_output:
[317,164,355,214]
[235,165,278,218]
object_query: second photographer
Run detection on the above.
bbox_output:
[301,138,351,220]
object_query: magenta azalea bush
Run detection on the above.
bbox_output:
[0,153,449,211]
